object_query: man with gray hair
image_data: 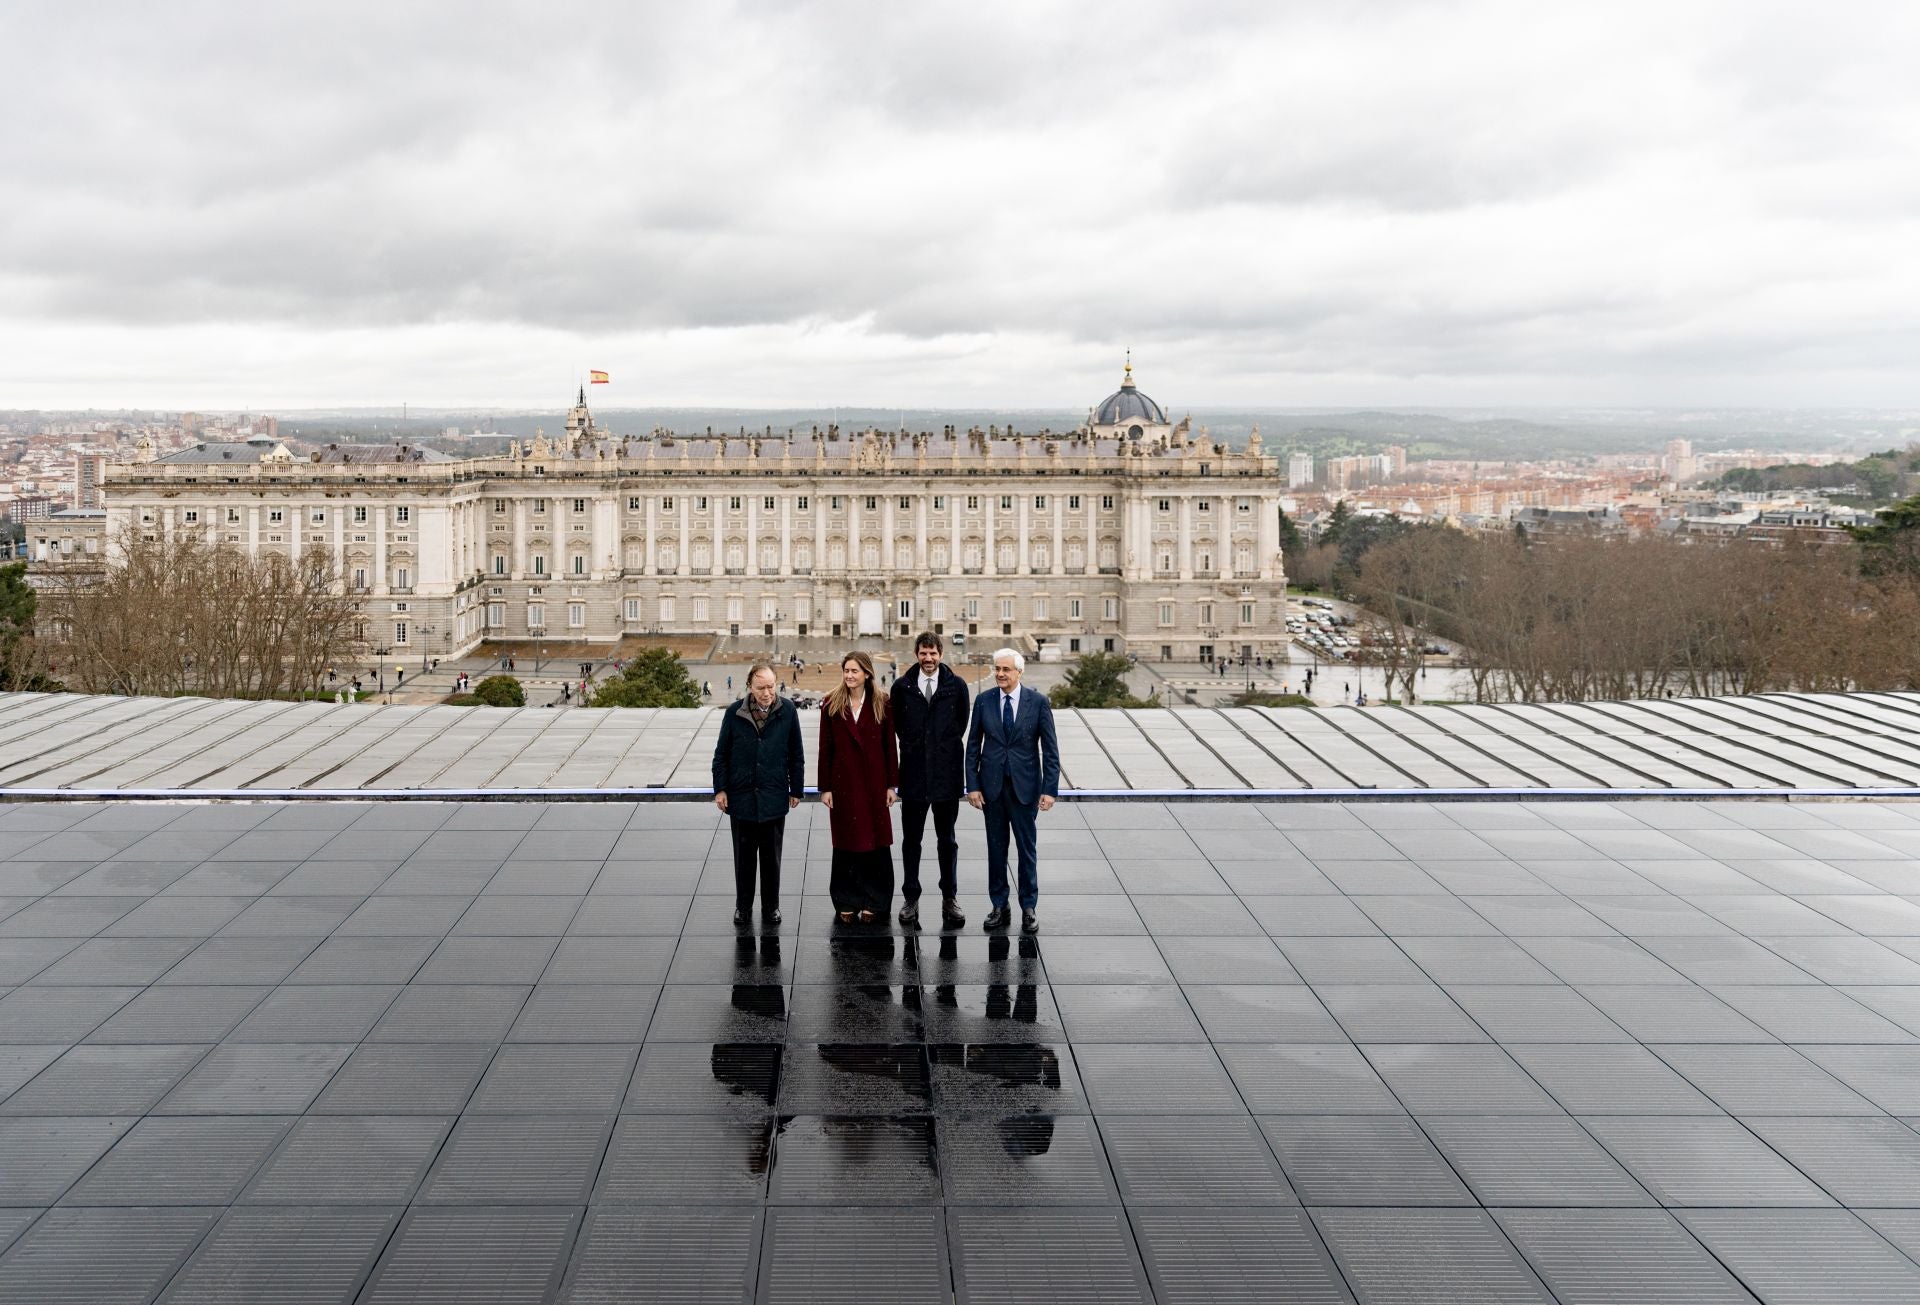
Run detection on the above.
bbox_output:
[965,647,1060,934]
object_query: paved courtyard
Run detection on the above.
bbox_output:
[4,796,1920,1301]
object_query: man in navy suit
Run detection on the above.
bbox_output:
[966,647,1060,935]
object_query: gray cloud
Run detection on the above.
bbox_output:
[1,0,1917,407]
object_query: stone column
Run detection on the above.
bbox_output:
[814,491,826,573]
[644,495,657,575]
[512,498,528,578]
[949,493,962,577]
[373,510,388,594]
[882,495,896,571]
[677,496,691,575]
[1017,495,1030,573]
[247,504,261,556]
[747,494,759,576]
[780,494,793,576]
[1179,496,1193,580]
[985,494,997,576]
[1052,495,1065,575]
[915,494,929,570]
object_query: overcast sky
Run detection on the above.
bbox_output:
[3,0,1918,411]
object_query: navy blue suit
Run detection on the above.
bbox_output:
[965,685,1061,912]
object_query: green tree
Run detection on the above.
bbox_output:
[1848,492,1920,579]
[1318,499,1354,548]
[1275,506,1305,569]
[590,646,701,708]
[1048,651,1153,708]
[470,674,526,707]
[0,561,57,691]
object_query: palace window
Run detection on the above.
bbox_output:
[531,499,546,514]
[395,621,409,645]
[796,496,809,512]
[1033,597,1048,621]
[1157,499,1171,513]
[1158,604,1174,626]
[829,496,842,511]
[494,499,508,514]
[1101,495,1115,510]
[965,598,980,619]
[898,496,911,510]
[625,544,643,569]
[729,496,741,511]
[696,497,708,511]
[659,597,675,624]
[628,496,642,511]
[183,510,199,524]
[661,496,674,511]
[395,506,410,524]
[487,603,504,628]
[865,496,878,511]
[568,602,585,628]
[1240,602,1256,624]
[1069,495,1081,510]
[692,597,709,623]
[624,598,640,621]
[1197,499,1211,513]
[268,508,284,524]
[532,555,547,575]
[764,496,776,511]
[1237,498,1253,513]
[1200,602,1214,625]
[571,554,586,575]
[492,554,506,574]
[1034,496,1046,510]
[393,566,411,590]
[311,508,326,524]
[353,506,368,524]
[1104,597,1119,621]
[1069,598,1083,620]
[527,604,544,628]
[933,496,945,510]
[572,498,587,514]
[898,599,912,620]
[999,495,1013,511]
[966,495,979,511]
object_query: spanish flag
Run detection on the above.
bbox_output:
[589,370,610,384]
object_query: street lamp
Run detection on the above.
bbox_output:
[373,645,391,695]
[417,625,435,672]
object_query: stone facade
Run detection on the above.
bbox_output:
[103,376,1289,665]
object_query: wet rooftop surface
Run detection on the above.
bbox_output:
[9,689,1920,794]
[3,796,1920,1301]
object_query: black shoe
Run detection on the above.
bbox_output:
[941,898,967,928]
[898,900,920,927]
[983,906,1011,931]
[1021,910,1039,935]
[761,907,782,927]
[732,906,750,927]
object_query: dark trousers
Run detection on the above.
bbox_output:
[729,815,785,911]
[900,798,960,901]
[983,780,1039,912]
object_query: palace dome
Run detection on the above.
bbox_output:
[1093,361,1167,428]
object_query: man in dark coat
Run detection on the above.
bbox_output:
[889,631,971,929]
[712,663,806,927]
[966,647,1060,936]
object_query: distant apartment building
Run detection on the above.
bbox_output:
[1664,438,1697,484]
[103,369,1291,664]
[6,495,56,522]
[73,454,108,509]
[1287,452,1313,489]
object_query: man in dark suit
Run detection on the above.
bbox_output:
[890,631,972,929]
[966,647,1060,935]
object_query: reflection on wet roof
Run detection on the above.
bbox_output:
[6,690,1920,796]
[3,795,1920,1299]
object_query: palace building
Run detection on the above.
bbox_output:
[103,365,1288,663]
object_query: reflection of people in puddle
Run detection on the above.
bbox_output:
[966,1043,1061,1094]
[731,934,783,978]
[707,1041,782,1107]
[729,983,787,1023]
[985,982,1039,1023]
[998,1114,1056,1157]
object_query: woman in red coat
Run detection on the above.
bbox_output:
[818,650,899,924]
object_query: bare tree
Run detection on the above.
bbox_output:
[39,529,363,700]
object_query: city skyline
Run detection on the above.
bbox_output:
[4,2,1919,409]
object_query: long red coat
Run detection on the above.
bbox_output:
[818,698,899,852]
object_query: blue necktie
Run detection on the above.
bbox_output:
[1002,692,1013,736]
